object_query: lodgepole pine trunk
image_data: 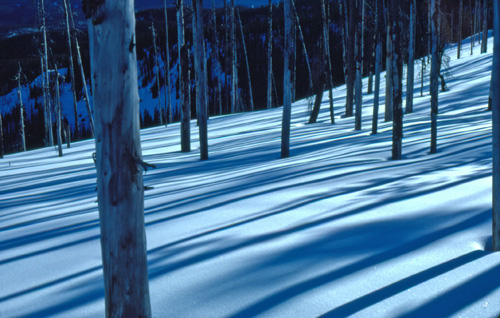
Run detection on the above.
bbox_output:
[17,63,26,152]
[390,0,404,160]
[372,0,383,135]
[54,66,63,157]
[385,25,393,121]
[0,112,3,158]
[481,0,488,53]
[405,0,415,114]
[321,0,335,124]
[63,0,79,139]
[237,9,254,112]
[230,0,237,113]
[212,0,223,115]
[177,0,190,152]
[41,0,53,147]
[193,0,208,160]
[281,0,292,158]
[84,0,152,316]
[430,0,439,154]
[492,0,500,250]
[346,0,356,117]
[292,0,313,94]
[267,0,273,109]
[354,0,364,130]
[339,0,349,89]
[164,0,172,124]
[458,0,463,59]
[151,22,162,125]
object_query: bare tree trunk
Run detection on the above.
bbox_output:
[41,0,53,147]
[385,25,393,121]
[458,0,463,59]
[267,0,273,109]
[282,0,292,159]
[346,0,356,117]
[406,0,415,114]
[40,56,48,146]
[482,0,488,53]
[292,0,313,94]
[430,0,439,154]
[193,0,208,160]
[475,0,479,46]
[492,0,500,251]
[211,0,223,115]
[323,0,334,124]
[177,0,190,152]
[68,5,95,137]
[54,66,63,157]
[372,0,383,135]
[237,9,254,112]
[339,0,349,89]
[355,0,364,130]
[0,112,3,158]
[390,0,403,160]
[292,19,297,102]
[84,0,152,316]
[230,0,237,113]
[151,22,162,125]
[63,0,79,139]
[17,63,26,152]
[164,0,172,124]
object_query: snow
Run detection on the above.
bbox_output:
[0,33,499,317]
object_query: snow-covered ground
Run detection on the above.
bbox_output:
[0,33,498,317]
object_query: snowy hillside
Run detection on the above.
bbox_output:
[0,34,498,317]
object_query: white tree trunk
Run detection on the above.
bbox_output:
[17,63,26,152]
[281,0,292,158]
[430,0,439,154]
[193,0,208,160]
[84,1,152,316]
[267,0,273,109]
[492,0,500,251]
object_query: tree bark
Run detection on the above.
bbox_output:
[230,0,237,113]
[151,22,162,125]
[321,0,335,124]
[212,0,223,115]
[346,0,356,117]
[85,0,152,316]
[492,0,500,251]
[482,0,488,53]
[282,0,292,158]
[355,0,364,130]
[385,25,393,121]
[339,0,349,90]
[292,0,313,94]
[390,0,403,160]
[164,0,172,124]
[372,0,383,135]
[430,0,439,154]
[17,63,26,152]
[458,0,463,59]
[193,0,208,160]
[267,0,273,109]
[41,0,53,147]
[237,9,254,112]
[0,112,3,158]
[54,66,63,157]
[405,0,415,114]
[177,0,190,152]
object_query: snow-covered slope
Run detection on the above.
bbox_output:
[0,34,498,317]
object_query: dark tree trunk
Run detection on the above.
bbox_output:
[492,0,500,250]
[390,0,404,160]
[430,0,440,154]
[281,0,292,158]
[178,0,190,152]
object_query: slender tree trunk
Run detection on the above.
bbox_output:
[63,0,79,139]
[84,0,152,316]
[430,0,439,154]
[0,112,3,158]
[40,56,48,146]
[193,0,208,160]
[164,0,172,124]
[41,0,53,147]
[66,121,71,148]
[372,0,383,135]
[212,0,223,116]
[237,9,254,112]
[177,0,190,152]
[346,0,356,117]
[406,0,415,114]
[292,0,313,94]
[69,3,95,137]
[230,0,237,113]
[385,25,393,121]
[339,0,349,89]
[55,66,63,157]
[292,19,297,102]
[429,0,432,62]
[390,0,403,160]
[321,0,335,124]
[355,0,364,130]
[458,0,463,59]
[17,63,26,152]
[482,0,488,53]
[282,0,292,159]
[492,0,500,251]
[475,0,479,45]
[151,22,162,125]
[267,0,273,109]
